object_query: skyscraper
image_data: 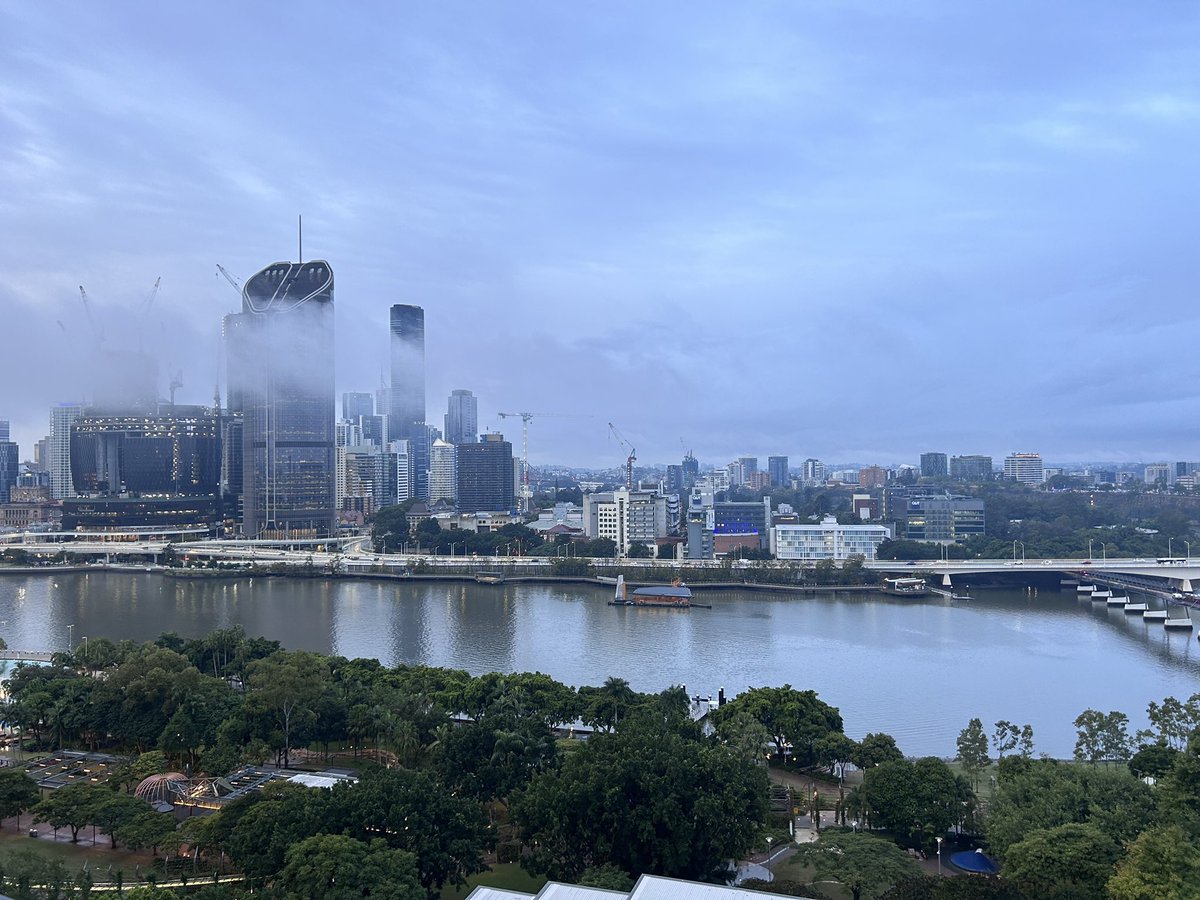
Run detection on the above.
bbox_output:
[0,428,17,504]
[389,304,427,497]
[341,392,374,422]
[428,439,457,505]
[49,403,84,500]
[768,456,789,487]
[1003,452,1044,485]
[920,452,949,478]
[457,433,514,513]
[228,260,336,538]
[444,389,478,445]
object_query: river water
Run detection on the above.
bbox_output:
[1,572,1197,758]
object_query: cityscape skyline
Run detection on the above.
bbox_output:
[3,4,1199,466]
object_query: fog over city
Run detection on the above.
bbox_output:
[2,2,1198,467]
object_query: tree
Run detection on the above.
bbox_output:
[326,768,492,896]
[1002,823,1120,900]
[854,733,904,770]
[710,684,844,765]
[512,716,768,883]
[0,768,41,829]
[627,542,653,558]
[1106,824,1200,900]
[578,864,635,891]
[581,676,638,732]
[1073,709,1133,764]
[862,758,970,846]
[371,504,411,553]
[879,875,1027,899]
[955,719,990,789]
[1156,733,1200,837]
[991,721,1019,761]
[274,834,424,900]
[791,831,921,900]
[1145,694,1200,751]
[92,791,152,848]
[245,650,330,768]
[1128,741,1179,780]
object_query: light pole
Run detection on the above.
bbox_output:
[1169,537,1173,558]
[936,836,943,876]
[1187,541,1192,561]
[1088,539,1093,560]
[66,623,74,652]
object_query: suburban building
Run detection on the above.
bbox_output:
[1003,452,1044,485]
[950,455,994,481]
[771,516,892,561]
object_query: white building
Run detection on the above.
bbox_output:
[1003,452,1044,484]
[1144,463,1172,485]
[583,488,670,555]
[771,516,892,561]
[429,439,457,505]
[49,403,83,500]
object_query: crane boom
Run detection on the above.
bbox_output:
[608,422,637,489]
[497,411,591,513]
[215,264,242,293]
[144,276,162,311]
[77,285,103,346]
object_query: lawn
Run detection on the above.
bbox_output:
[439,863,546,899]
[0,828,151,881]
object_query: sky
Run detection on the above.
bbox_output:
[2,1,1199,469]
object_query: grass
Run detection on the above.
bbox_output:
[0,827,151,881]
[439,863,546,899]
[772,854,853,900]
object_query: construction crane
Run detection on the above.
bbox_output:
[608,422,637,489]
[215,264,241,293]
[143,276,162,311]
[168,369,184,407]
[496,412,590,513]
[77,285,104,346]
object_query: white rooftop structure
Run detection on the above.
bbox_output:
[467,874,815,900]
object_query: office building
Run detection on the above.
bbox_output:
[0,420,8,441]
[767,455,789,488]
[583,488,670,556]
[713,497,773,552]
[681,451,699,489]
[456,433,514,513]
[950,455,993,481]
[0,438,17,504]
[444,389,478,446]
[685,489,715,559]
[1003,452,1044,485]
[737,456,758,481]
[1144,463,1171,486]
[341,392,374,422]
[904,495,986,542]
[69,407,221,497]
[228,260,337,538]
[771,517,892,561]
[428,439,457,505]
[859,465,888,489]
[49,403,84,500]
[920,452,949,478]
[388,304,428,497]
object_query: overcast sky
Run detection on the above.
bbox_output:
[2,2,1198,469]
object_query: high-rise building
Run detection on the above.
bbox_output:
[0,437,17,504]
[771,517,892,561]
[456,433,514,513]
[428,439,457,505]
[49,403,84,500]
[341,392,374,422]
[681,451,699,490]
[0,420,8,441]
[768,456,789,487]
[801,458,825,484]
[388,304,428,498]
[228,260,336,538]
[583,488,670,556]
[1003,452,1044,485]
[950,455,993,481]
[920,452,949,478]
[737,457,759,481]
[859,465,888,489]
[444,390,478,446]
[904,495,986,542]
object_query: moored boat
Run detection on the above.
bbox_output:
[610,574,693,608]
[475,572,505,585]
[882,577,930,598]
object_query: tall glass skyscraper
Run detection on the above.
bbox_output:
[389,304,428,497]
[228,260,336,538]
[444,389,477,445]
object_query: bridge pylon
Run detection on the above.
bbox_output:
[942,573,952,587]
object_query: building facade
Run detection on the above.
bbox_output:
[49,403,84,500]
[950,455,993,481]
[904,495,986,542]
[767,455,789,487]
[583,488,669,556]
[428,439,457,505]
[771,517,892,561]
[456,433,514,513]
[341,392,374,422]
[444,389,477,445]
[1003,452,1044,485]
[919,452,949,478]
[229,260,337,538]
[388,304,428,498]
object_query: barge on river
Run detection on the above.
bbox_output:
[610,574,697,608]
[881,577,931,598]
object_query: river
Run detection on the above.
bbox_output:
[1,572,1197,758]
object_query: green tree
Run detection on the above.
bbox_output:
[854,733,904,769]
[115,810,179,856]
[1073,709,1133,764]
[1106,824,1200,900]
[578,864,635,891]
[31,782,109,842]
[245,650,330,767]
[92,791,151,848]
[0,768,41,830]
[274,834,424,900]
[1156,733,1200,836]
[862,758,970,846]
[710,684,844,765]
[991,721,1019,761]
[1128,741,1179,779]
[879,875,1027,899]
[627,542,653,558]
[371,504,411,553]
[512,715,768,883]
[791,831,921,900]
[955,718,990,789]
[1145,694,1200,751]
[1002,823,1120,900]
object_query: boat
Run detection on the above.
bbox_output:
[882,577,931,598]
[1143,609,1168,622]
[1164,608,1194,630]
[1077,584,1095,593]
[474,572,505,585]
[610,574,693,608]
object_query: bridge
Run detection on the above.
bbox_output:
[0,650,55,663]
[866,558,1200,594]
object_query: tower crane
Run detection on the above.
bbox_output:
[77,285,104,346]
[143,276,162,311]
[608,422,637,489]
[496,411,590,513]
[168,370,184,408]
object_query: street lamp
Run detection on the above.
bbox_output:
[66,623,74,652]
[1169,537,1173,558]
[1088,539,1093,560]
[1187,541,1192,561]
[936,836,943,876]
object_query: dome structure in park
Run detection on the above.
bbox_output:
[134,772,188,804]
